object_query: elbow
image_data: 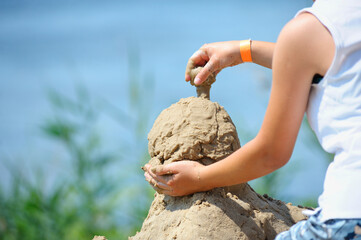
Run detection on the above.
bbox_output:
[257,139,292,171]
[266,153,290,170]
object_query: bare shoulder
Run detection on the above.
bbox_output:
[276,12,335,75]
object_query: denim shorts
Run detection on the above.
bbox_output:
[275,209,361,240]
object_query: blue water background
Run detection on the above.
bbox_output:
[0,0,328,203]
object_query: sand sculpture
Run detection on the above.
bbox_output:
[93,68,310,240]
[127,67,309,240]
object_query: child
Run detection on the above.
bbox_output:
[144,0,361,238]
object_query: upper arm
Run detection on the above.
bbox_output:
[256,13,334,166]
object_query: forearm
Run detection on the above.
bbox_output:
[185,40,275,84]
[200,137,282,190]
[250,40,275,69]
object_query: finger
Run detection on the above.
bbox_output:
[151,164,178,176]
[194,59,217,85]
[151,172,174,186]
[185,58,196,82]
[144,171,161,187]
[142,164,151,175]
[147,174,162,189]
[156,181,173,191]
[146,170,168,187]
[146,166,159,181]
[185,50,209,81]
[145,169,173,187]
[144,164,157,177]
[144,171,154,184]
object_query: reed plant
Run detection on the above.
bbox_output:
[0,53,154,239]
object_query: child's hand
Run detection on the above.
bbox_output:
[185,41,243,85]
[143,161,208,196]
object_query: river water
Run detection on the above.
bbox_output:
[0,0,327,204]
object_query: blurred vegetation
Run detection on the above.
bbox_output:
[0,51,154,240]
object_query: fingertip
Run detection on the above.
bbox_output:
[194,77,203,85]
[185,74,191,82]
[144,172,151,181]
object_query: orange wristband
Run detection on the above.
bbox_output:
[240,39,252,62]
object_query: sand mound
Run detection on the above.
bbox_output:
[131,187,306,240]
[130,90,308,239]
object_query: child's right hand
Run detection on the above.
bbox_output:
[185,41,243,85]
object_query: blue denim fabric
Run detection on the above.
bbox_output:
[275,209,361,240]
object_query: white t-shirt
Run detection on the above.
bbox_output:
[296,0,361,221]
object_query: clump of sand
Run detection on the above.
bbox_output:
[130,69,309,240]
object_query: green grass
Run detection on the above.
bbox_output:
[0,52,155,240]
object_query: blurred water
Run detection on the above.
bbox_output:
[0,0,327,203]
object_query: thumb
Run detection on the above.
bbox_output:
[151,164,178,176]
[194,59,216,85]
